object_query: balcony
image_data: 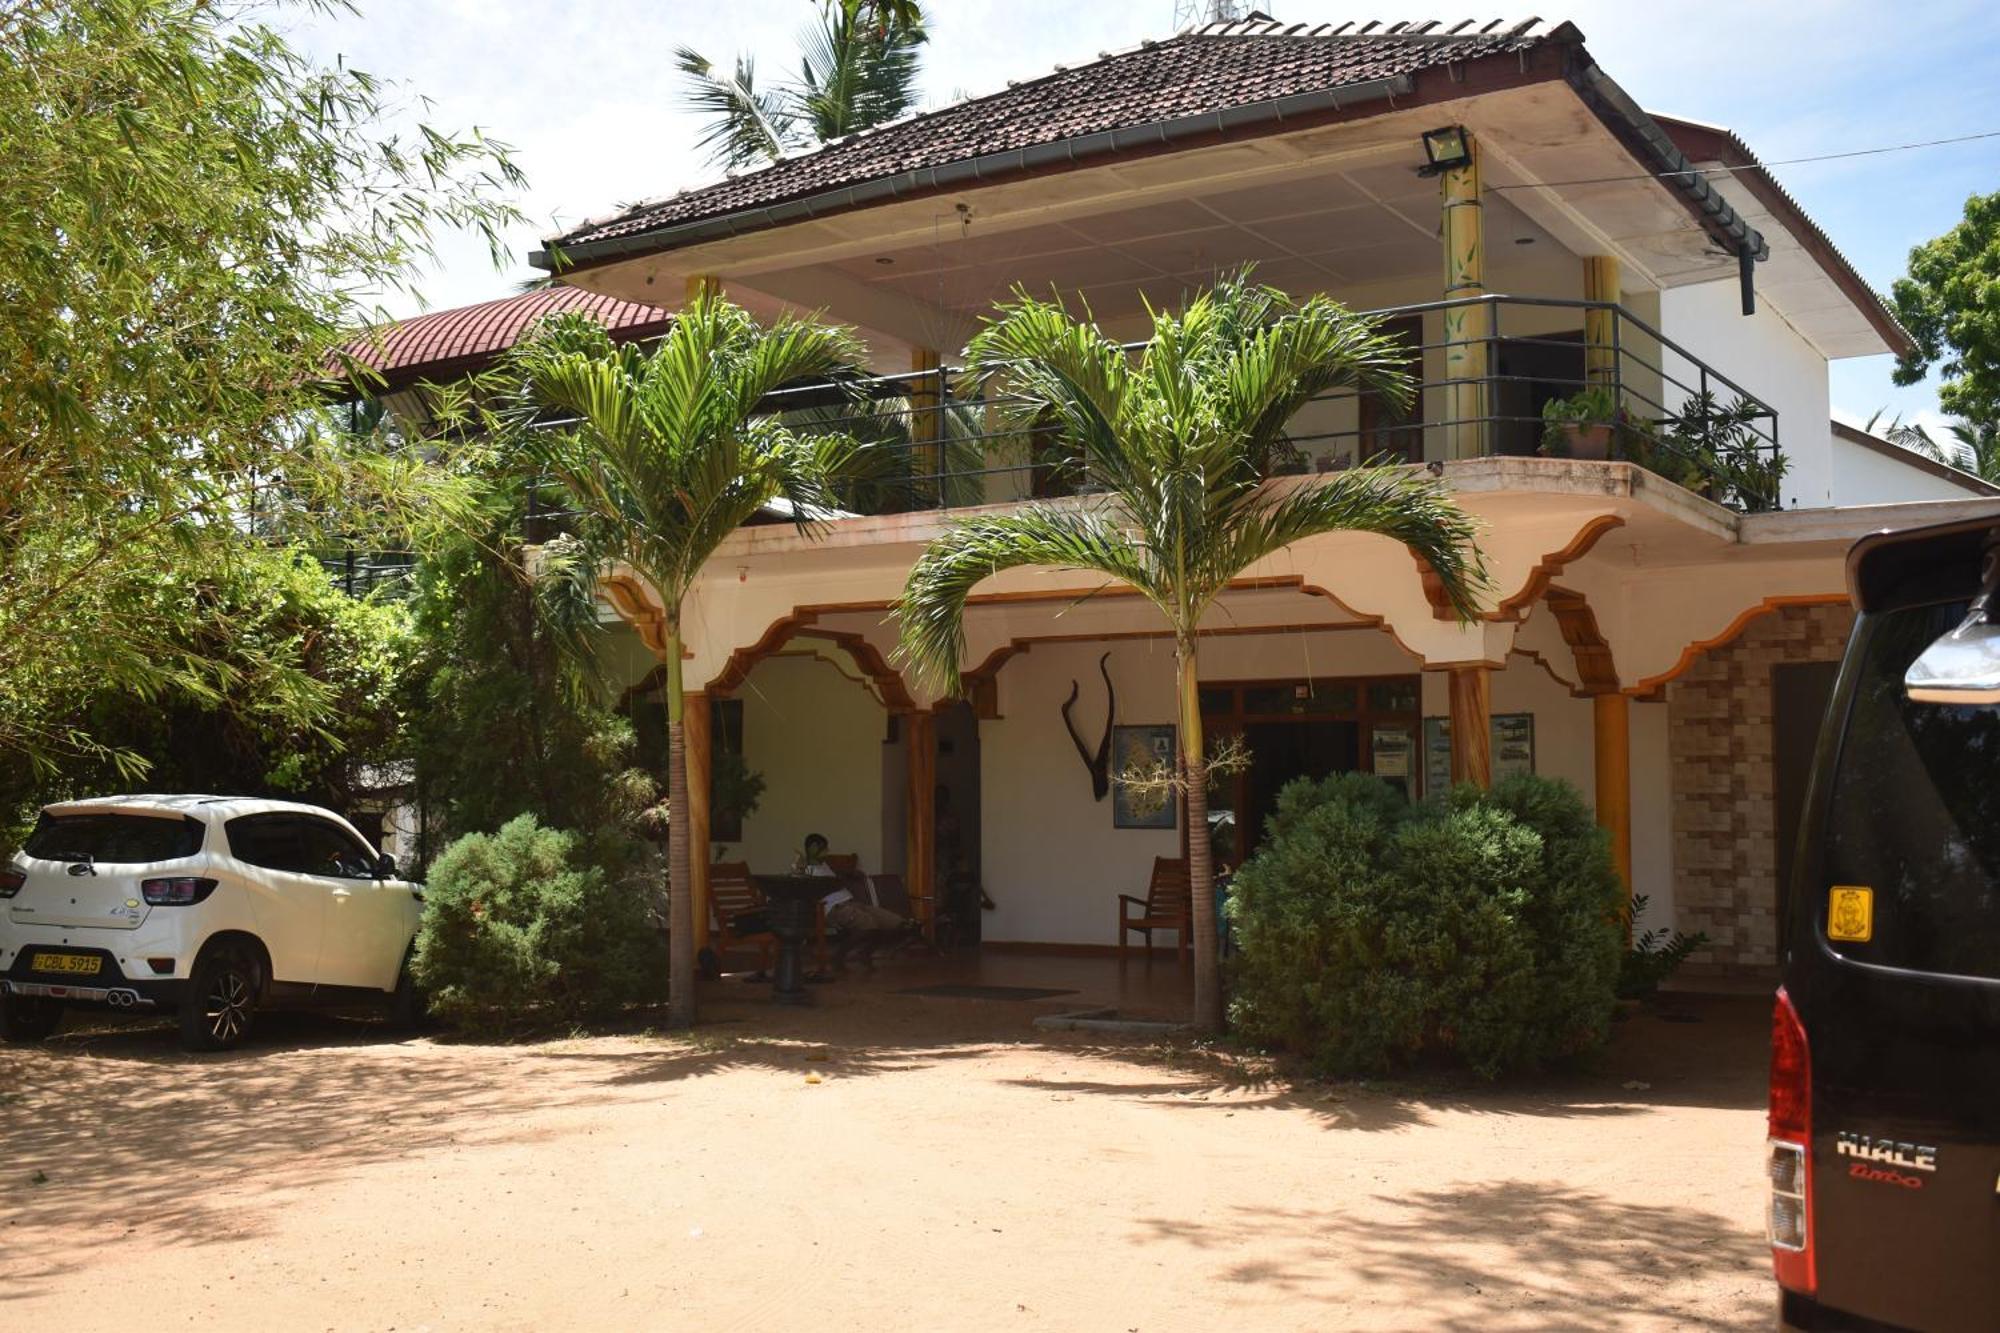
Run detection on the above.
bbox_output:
[757,295,1784,517]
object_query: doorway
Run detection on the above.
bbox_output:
[1200,675,1421,867]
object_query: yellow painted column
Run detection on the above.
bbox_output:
[1583,255,1621,388]
[1440,133,1490,461]
[685,273,720,306]
[683,690,713,949]
[1593,692,1633,899]
[908,347,942,509]
[1447,665,1493,788]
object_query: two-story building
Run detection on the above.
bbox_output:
[360,15,1995,982]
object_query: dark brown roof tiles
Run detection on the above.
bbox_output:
[546,19,1556,255]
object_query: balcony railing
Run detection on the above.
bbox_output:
[755,295,1785,516]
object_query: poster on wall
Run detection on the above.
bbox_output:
[1492,712,1536,780]
[1421,713,1536,797]
[1111,724,1178,829]
[1422,716,1452,799]
[1371,724,1414,799]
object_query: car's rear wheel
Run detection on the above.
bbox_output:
[0,991,62,1043]
[179,944,260,1052]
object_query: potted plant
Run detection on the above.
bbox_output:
[1539,385,1622,461]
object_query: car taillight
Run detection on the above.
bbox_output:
[1768,987,1815,1295]
[140,876,217,906]
[0,870,22,899]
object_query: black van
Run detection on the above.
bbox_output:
[1774,511,2000,1332]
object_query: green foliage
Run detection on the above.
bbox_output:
[0,540,415,831]
[1227,773,1625,1078]
[0,0,522,775]
[674,0,928,171]
[1890,189,2000,428]
[1618,895,1709,999]
[412,815,664,1029]
[492,290,867,1026]
[406,485,655,869]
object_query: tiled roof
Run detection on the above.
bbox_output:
[546,17,1560,259]
[338,285,673,389]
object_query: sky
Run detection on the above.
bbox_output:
[293,0,2000,431]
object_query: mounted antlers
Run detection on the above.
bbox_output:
[1061,652,1115,801]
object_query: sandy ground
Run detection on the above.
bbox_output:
[0,957,1773,1332]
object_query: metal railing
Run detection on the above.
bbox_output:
[750,295,1785,516]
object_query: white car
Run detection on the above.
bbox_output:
[0,795,424,1051]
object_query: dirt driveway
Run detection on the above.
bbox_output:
[0,965,1773,1331]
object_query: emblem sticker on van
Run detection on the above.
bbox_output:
[1836,1131,1937,1190]
[1828,885,1874,942]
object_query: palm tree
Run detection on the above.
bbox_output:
[506,289,866,1026]
[675,0,928,171]
[893,277,1489,1032]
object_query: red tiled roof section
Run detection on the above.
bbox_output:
[549,18,1555,254]
[341,285,673,388]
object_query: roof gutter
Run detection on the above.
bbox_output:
[533,74,1416,272]
[1563,56,1770,313]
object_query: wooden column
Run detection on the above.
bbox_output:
[685,273,720,305]
[683,690,713,949]
[1593,691,1633,896]
[1583,255,1620,387]
[1447,665,1493,788]
[903,709,938,936]
[1440,132,1490,461]
[908,347,942,508]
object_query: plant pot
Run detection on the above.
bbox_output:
[1562,422,1613,461]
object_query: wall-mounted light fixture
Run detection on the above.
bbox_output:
[1417,125,1472,176]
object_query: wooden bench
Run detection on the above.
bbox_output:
[1118,856,1191,962]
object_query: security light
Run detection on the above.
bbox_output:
[1419,125,1472,175]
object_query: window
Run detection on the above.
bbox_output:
[228,815,376,879]
[1825,599,2000,979]
[24,812,204,864]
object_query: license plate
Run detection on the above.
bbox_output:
[34,952,101,976]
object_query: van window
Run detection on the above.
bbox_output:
[1825,598,2000,979]
[23,812,204,863]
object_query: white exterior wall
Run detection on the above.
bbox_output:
[979,626,1654,946]
[1827,432,1989,505]
[731,653,885,874]
[1659,279,1832,510]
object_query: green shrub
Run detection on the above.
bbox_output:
[1226,773,1624,1078]
[412,815,663,1029]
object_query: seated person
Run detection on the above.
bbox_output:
[797,831,916,969]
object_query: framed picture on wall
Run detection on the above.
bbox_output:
[1111,723,1177,829]
[1422,712,1536,797]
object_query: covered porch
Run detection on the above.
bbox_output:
[598,462,1990,970]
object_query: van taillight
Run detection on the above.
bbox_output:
[1768,987,1815,1294]
[141,877,217,906]
[0,870,22,899]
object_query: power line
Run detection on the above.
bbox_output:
[1486,128,2000,192]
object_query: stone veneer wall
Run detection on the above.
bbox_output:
[1666,602,1856,976]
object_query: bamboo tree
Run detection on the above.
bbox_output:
[505,291,865,1026]
[893,276,1489,1032]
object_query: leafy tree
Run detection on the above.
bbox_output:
[406,477,656,869]
[0,540,415,836]
[1889,190,2000,429]
[503,291,865,1027]
[675,0,928,170]
[893,277,1488,1032]
[0,0,523,776]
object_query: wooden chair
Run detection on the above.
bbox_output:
[1119,856,1191,962]
[707,861,774,971]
